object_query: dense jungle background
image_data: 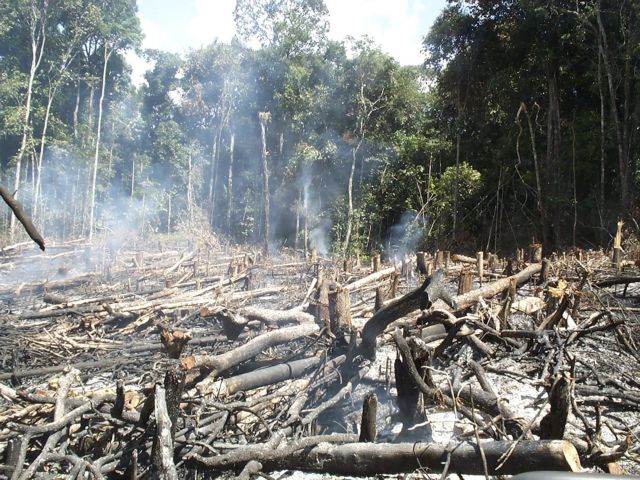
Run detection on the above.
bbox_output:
[1,0,639,255]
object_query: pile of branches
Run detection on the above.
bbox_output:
[0,236,639,479]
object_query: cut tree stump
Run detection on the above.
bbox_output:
[329,286,352,341]
[359,392,377,442]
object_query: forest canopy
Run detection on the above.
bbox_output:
[0,0,638,255]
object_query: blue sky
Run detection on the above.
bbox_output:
[127,0,448,84]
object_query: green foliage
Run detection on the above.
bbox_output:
[234,0,328,56]
[0,0,637,252]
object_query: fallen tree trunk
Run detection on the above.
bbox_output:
[453,263,542,312]
[190,438,580,475]
[240,306,315,324]
[343,266,395,292]
[269,440,581,476]
[181,324,319,374]
[196,356,322,397]
[594,276,640,288]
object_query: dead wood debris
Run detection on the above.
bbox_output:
[0,235,639,478]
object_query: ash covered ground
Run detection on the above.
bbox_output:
[1,232,639,478]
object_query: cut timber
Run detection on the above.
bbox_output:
[595,276,640,288]
[240,307,315,325]
[265,440,581,476]
[196,356,322,397]
[452,253,477,264]
[343,266,395,292]
[181,323,319,374]
[454,263,542,312]
[361,270,454,359]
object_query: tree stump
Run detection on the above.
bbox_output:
[315,276,330,329]
[539,374,571,439]
[359,393,377,442]
[372,253,380,272]
[530,243,543,263]
[458,270,473,295]
[329,286,352,343]
[435,250,444,269]
[374,287,385,312]
[416,252,428,275]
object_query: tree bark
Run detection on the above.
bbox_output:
[181,323,319,373]
[226,130,235,233]
[150,385,178,480]
[0,185,45,250]
[454,263,541,312]
[259,112,270,255]
[88,42,112,240]
[359,393,377,442]
[361,270,453,359]
[597,3,630,211]
[265,440,581,476]
[10,0,47,240]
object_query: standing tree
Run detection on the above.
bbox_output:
[87,0,141,239]
[342,41,394,254]
[258,111,272,255]
[5,0,48,239]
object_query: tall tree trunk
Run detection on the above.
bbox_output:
[209,103,230,227]
[295,188,301,253]
[187,151,194,222]
[87,82,95,131]
[33,84,55,226]
[73,78,80,139]
[543,67,561,252]
[131,156,135,198]
[518,103,545,242]
[303,191,308,259]
[597,3,630,211]
[344,142,360,254]
[227,131,235,233]
[453,130,461,240]
[597,45,606,244]
[88,42,112,240]
[571,120,577,247]
[11,1,47,240]
[259,112,271,256]
[208,134,218,223]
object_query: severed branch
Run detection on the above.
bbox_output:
[180,323,319,374]
[0,185,45,251]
